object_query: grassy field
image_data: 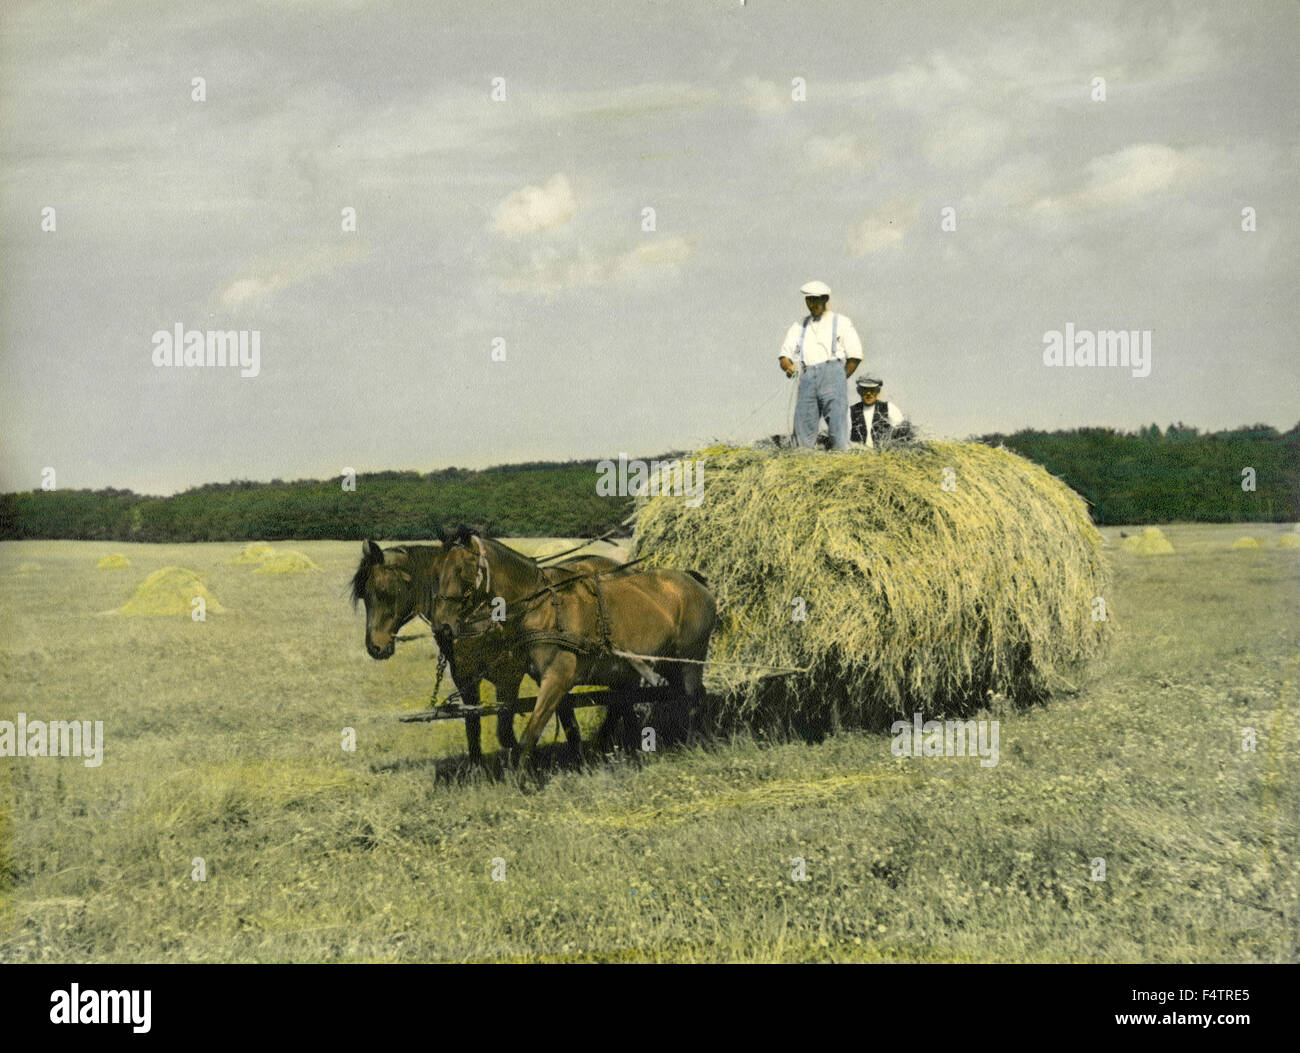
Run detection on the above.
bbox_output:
[1,526,1297,962]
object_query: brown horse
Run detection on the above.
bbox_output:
[432,528,716,764]
[350,539,616,762]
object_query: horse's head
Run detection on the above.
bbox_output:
[432,527,488,637]
[351,540,419,659]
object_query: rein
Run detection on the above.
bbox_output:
[510,556,649,608]
[532,527,622,565]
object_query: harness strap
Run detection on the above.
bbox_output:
[510,555,650,608]
[516,629,602,654]
[592,571,613,653]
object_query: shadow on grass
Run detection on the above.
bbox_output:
[372,680,1049,791]
[370,736,647,789]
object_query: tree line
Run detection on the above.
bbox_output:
[977,422,1299,524]
[1,424,1296,540]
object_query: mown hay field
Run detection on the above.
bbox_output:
[0,527,1297,962]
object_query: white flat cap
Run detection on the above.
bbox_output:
[800,280,831,297]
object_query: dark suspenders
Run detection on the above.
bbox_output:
[795,312,839,365]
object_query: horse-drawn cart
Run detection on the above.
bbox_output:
[357,529,803,761]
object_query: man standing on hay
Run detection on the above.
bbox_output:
[779,280,862,450]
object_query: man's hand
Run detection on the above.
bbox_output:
[844,358,861,379]
[779,355,797,378]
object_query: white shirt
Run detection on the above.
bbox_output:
[780,311,863,367]
[859,400,906,448]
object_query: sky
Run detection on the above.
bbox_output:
[1,0,1297,495]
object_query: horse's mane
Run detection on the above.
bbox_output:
[349,542,444,608]
[348,554,375,608]
[442,525,542,584]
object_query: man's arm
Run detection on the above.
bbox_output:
[840,318,864,377]
[778,323,801,377]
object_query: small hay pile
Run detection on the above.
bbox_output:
[1121,527,1174,555]
[1232,537,1261,549]
[233,542,276,565]
[13,563,42,574]
[633,442,1108,730]
[1277,534,1300,549]
[96,554,131,569]
[114,567,227,616]
[252,550,321,574]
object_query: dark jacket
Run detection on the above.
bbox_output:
[850,400,895,445]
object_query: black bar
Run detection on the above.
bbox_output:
[3,963,1295,1038]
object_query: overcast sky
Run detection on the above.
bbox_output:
[2,0,1296,494]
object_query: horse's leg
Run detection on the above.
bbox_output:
[594,697,620,753]
[654,663,695,747]
[494,667,521,754]
[679,660,707,739]
[624,694,645,753]
[558,697,583,762]
[464,707,483,764]
[518,650,579,766]
[439,638,481,763]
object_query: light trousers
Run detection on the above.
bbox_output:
[794,361,849,450]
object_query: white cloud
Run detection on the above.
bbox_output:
[848,197,920,255]
[491,173,578,236]
[1031,144,1198,215]
[218,242,368,309]
[501,235,695,294]
[803,133,876,171]
[875,52,972,107]
[222,276,282,307]
[924,109,1012,167]
[614,235,695,277]
[744,77,790,114]
[967,155,1053,212]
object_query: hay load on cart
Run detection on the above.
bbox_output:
[632,441,1109,732]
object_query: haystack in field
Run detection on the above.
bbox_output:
[1121,527,1174,555]
[1232,537,1261,549]
[114,567,227,616]
[233,542,276,565]
[1277,534,1300,549]
[252,550,321,574]
[97,554,131,569]
[633,442,1108,730]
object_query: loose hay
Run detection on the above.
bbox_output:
[114,567,227,616]
[96,554,131,569]
[1232,537,1261,549]
[252,550,321,574]
[1121,527,1175,555]
[633,442,1108,730]
[233,542,276,565]
[13,563,42,574]
[1277,535,1300,549]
